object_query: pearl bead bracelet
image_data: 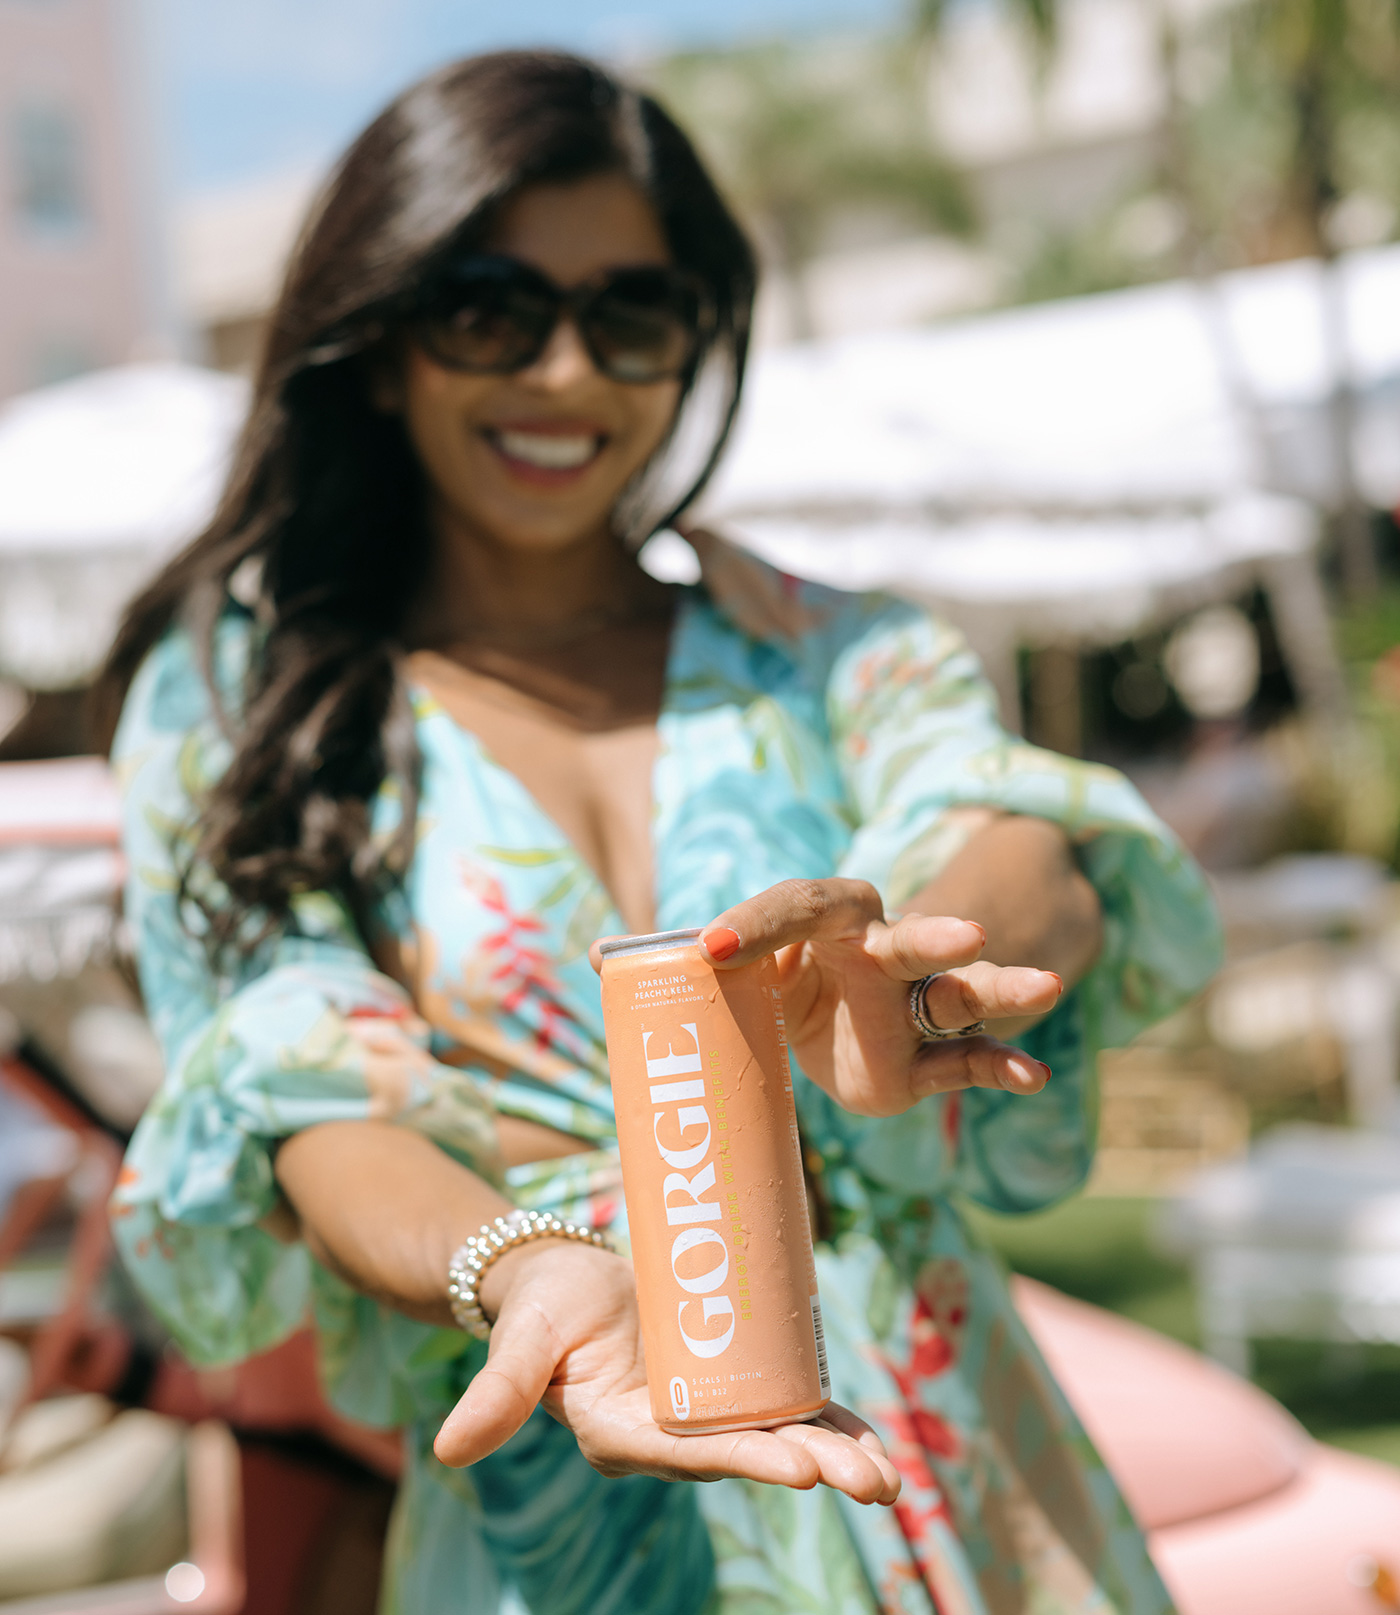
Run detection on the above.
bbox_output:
[447,1207,613,1339]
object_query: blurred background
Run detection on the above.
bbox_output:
[4,0,1400,1609]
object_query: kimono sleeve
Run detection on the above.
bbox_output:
[824,593,1223,1214]
[109,620,500,1366]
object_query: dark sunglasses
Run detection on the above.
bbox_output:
[409,255,713,384]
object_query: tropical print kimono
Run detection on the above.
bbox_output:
[110,572,1221,1615]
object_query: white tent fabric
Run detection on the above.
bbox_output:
[3,248,1395,692]
[713,496,1317,642]
[703,244,1400,521]
[0,364,247,687]
[0,758,123,984]
[688,250,1400,719]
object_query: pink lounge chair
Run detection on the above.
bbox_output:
[1014,1276,1400,1614]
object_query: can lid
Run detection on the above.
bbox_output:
[597,926,703,960]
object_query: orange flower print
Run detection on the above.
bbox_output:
[942,1091,962,1154]
[344,1014,438,1120]
[459,864,585,1054]
[916,1256,970,1367]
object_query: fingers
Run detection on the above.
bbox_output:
[701,885,994,977]
[701,878,894,968]
[865,912,1066,1014]
[919,959,1063,1027]
[770,1417,901,1504]
[568,1385,826,1489]
[588,935,622,975]
[910,1034,1051,1098]
[590,1420,826,1491]
[433,1296,560,1468]
[581,1406,896,1504]
[783,1402,901,1503]
[867,918,1062,1025]
[816,1399,891,1454]
[866,911,987,982]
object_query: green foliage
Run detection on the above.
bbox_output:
[994,0,1400,297]
[1174,0,1400,264]
[910,0,1055,49]
[1002,209,1166,309]
[647,35,975,326]
[1331,579,1400,665]
[648,0,1075,303]
[644,0,1400,321]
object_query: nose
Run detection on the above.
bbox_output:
[519,311,598,390]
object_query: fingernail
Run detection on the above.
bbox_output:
[1048,972,1064,996]
[1005,1057,1050,1090]
[703,927,741,962]
[969,922,987,945]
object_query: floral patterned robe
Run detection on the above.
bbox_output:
[110,574,1221,1615]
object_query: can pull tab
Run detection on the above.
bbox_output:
[669,1376,691,1420]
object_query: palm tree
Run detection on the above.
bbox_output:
[908,0,1055,51]
[649,37,976,339]
[1164,0,1400,596]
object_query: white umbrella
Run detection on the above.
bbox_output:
[0,363,248,687]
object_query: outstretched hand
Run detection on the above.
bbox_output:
[433,1239,900,1505]
[697,877,1064,1118]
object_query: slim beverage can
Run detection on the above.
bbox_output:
[599,927,831,1435]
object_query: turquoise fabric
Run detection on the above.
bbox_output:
[111,577,1222,1614]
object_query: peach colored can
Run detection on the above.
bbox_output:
[599,927,830,1435]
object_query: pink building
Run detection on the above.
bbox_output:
[0,0,159,401]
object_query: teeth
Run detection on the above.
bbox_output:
[496,430,600,470]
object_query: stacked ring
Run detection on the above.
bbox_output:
[909,973,986,1042]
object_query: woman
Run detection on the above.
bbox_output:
[102,51,1220,1615]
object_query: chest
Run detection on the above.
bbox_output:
[406,650,661,935]
[398,610,855,1046]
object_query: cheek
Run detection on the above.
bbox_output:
[617,382,683,467]
[400,352,494,469]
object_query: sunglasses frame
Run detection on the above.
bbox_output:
[408,254,716,384]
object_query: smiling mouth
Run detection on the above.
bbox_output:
[485,428,606,473]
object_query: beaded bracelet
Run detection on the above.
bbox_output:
[447,1208,613,1339]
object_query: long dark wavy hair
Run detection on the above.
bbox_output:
[97,51,757,956]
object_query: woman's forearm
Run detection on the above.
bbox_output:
[911,814,1102,1027]
[275,1120,512,1327]
[274,820,1095,1326]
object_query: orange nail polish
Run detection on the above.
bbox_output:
[703,927,740,961]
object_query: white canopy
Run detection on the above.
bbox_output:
[0,363,247,687]
[705,496,1317,643]
[688,249,1400,718]
[704,243,1400,521]
[3,248,1393,693]
[0,758,123,984]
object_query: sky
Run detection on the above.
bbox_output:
[159,0,904,195]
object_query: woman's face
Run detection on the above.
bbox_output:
[396,173,684,557]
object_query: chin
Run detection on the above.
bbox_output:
[482,510,617,557]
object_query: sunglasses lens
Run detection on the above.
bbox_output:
[584,270,704,382]
[417,263,556,372]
